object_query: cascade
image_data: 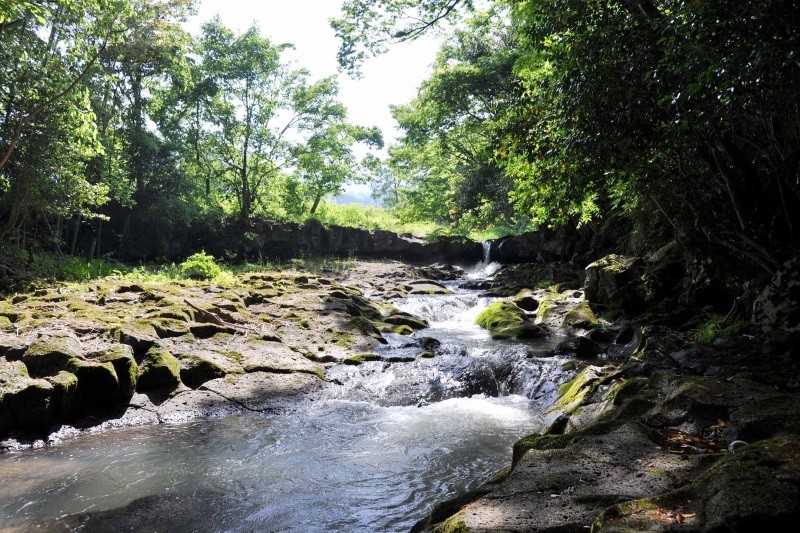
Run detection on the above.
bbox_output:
[0,267,568,532]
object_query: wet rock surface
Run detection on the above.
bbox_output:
[1,260,449,446]
[417,253,800,533]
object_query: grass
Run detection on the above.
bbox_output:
[692,314,751,343]
[306,201,536,241]
[1,245,365,294]
[308,201,443,237]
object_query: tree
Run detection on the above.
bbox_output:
[0,0,132,240]
[294,123,383,214]
[197,21,377,224]
[388,6,521,228]
[332,0,472,74]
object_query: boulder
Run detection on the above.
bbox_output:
[1,359,54,434]
[553,336,603,359]
[21,333,82,376]
[753,256,800,344]
[44,370,79,418]
[93,344,139,398]
[67,358,121,408]
[476,301,549,340]
[137,346,181,390]
[583,254,644,312]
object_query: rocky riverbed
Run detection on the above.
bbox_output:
[0,260,456,446]
[2,248,800,531]
[415,253,800,532]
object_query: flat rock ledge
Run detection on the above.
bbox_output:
[1,260,441,448]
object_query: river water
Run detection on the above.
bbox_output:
[0,263,568,532]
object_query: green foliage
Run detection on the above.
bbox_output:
[336,0,800,274]
[333,0,473,74]
[308,201,439,236]
[178,251,222,280]
[692,315,751,344]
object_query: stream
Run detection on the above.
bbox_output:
[0,261,569,532]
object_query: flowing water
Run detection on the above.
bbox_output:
[0,262,568,532]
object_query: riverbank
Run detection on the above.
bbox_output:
[1,260,457,447]
[3,241,800,530]
[415,249,800,532]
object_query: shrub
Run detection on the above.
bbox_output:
[179,251,222,280]
[693,315,751,343]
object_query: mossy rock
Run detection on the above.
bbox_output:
[476,301,548,340]
[563,301,599,330]
[550,365,610,414]
[67,358,122,407]
[0,362,54,433]
[431,511,468,533]
[137,346,181,391]
[113,321,158,356]
[179,355,227,389]
[0,301,21,322]
[45,370,79,417]
[513,290,540,312]
[407,280,452,295]
[383,312,428,330]
[152,318,192,338]
[584,254,644,312]
[0,316,12,329]
[346,317,386,342]
[593,435,800,532]
[392,324,415,335]
[93,345,138,397]
[553,336,602,359]
[152,307,193,323]
[22,334,82,376]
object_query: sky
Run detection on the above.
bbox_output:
[187,0,442,146]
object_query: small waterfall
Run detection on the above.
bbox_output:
[468,241,501,279]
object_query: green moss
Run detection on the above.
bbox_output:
[591,254,637,275]
[0,316,11,329]
[152,318,191,337]
[137,346,181,390]
[22,335,82,376]
[551,365,607,413]
[561,360,581,372]
[476,301,547,340]
[93,345,139,395]
[608,376,648,405]
[432,511,469,533]
[392,324,414,335]
[45,370,79,390]
[345,316,382,338]
[563,301,599,329]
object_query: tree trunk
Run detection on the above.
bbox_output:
[96,219,103,258]
[118,212,130,257]
[69,214,81,255]
[310,193,323,214]
[87,237,97,261]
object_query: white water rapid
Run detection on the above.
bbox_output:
[0,269,569,532]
